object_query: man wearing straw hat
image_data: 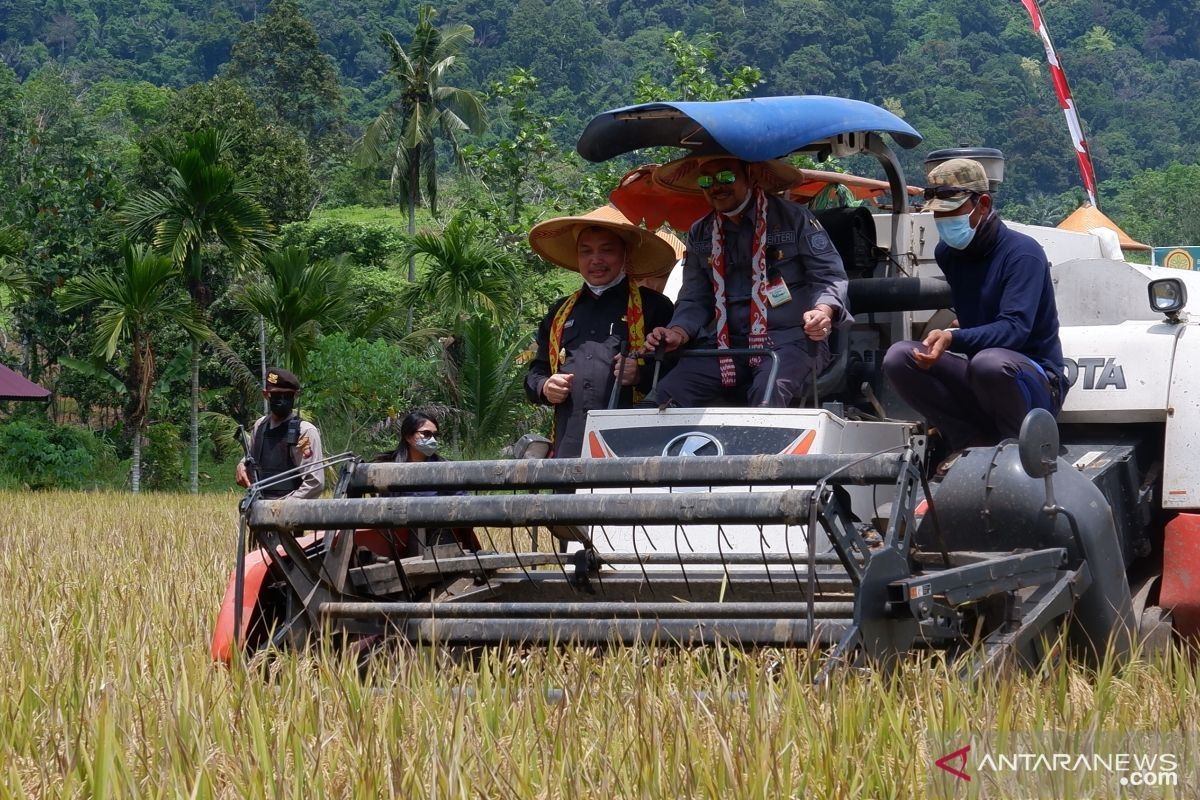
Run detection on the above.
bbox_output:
[525,205,677,458]
[642,155,850,408]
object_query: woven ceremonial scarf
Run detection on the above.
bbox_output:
[546,279,646,444]
[710,187,770,387]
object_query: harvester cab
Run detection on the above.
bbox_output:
[213,96,1190,672]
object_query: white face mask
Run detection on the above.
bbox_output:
[720,190,754,218]
[585,270,626,294]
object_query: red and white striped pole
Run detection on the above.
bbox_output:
[1020,0,1099,208]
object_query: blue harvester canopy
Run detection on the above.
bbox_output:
[577,95,922,163]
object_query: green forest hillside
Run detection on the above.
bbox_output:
[3,0,1199,207]
[2,0,1200,491]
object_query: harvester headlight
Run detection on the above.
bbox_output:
[1148,277,1187,319]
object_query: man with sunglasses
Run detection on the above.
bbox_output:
[883,158,1066,460]
[641,155,849,408]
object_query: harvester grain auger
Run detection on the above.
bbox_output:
[212,410,1136,674]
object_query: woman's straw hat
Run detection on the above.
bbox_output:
[528,204,679,276]
[652,154,804,196]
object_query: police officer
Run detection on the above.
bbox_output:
[235,367,325,498]
[525,205,677,458]
[643,155,850,407]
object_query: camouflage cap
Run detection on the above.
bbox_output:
[923,158,990,212]
[264,366,300,392]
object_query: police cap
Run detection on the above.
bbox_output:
[264,367,300,392]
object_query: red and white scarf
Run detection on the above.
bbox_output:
[709,187,770,387]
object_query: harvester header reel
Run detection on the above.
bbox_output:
[221,446,1090,676]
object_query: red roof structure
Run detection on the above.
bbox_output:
[0,363,49,401]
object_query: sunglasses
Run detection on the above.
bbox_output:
[696,170,738,189]
[923,185,979,201]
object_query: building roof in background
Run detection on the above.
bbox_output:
[0,363,49,401]
[1057,204,1150,251]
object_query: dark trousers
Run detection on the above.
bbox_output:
[642,339,831,408]
[883,341,1059,451]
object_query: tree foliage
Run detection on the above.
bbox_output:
[225,0,345,148]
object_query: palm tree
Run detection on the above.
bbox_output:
[58,242,206,492]
[0,226,30,305]
[234,246,354,376]
[122,128,273,493]
[396,212,522,327]
[357,4,488,325]
[442,314,531,455]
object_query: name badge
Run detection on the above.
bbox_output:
[765,275,792,307]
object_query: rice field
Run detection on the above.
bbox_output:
[1,490,1198,798]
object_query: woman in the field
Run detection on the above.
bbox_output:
[372,410,478,553]
[376,410,447,468]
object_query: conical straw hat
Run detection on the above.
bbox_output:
[528,204,679,276]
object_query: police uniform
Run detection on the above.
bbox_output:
[241,368,325,499]
[525,277,674,458]
[645,193,850,407]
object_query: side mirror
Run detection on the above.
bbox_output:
[1148,278,1187,322]
[507,433,552,460]
[1018,408,1060,479]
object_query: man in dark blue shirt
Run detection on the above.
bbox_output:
[883,158,1066,453]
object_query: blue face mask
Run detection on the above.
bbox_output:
[935,214,977,250]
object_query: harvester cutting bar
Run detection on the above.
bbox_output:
[321,601,856,619]
[248,489,813,531]
[344,453,904,493]
[352,618,853,646]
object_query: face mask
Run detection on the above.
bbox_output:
[412,435,439,456]
[268,393,295,417]
[719,190,754,218]
[935,213,978,250]
[585,270,626,294]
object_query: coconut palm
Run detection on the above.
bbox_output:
[396,212,522,327]
[58,242,207,492]
[235,246,353,376]
[357,5,487,325]
[122,127,273,493]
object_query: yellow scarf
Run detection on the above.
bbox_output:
[546,280,646,445]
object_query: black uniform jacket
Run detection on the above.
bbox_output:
[671,194,850,347]
[525,277,674,458]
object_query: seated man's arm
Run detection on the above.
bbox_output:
[664,228,715,342]
[634,290,677,395]
[795,208,851,324]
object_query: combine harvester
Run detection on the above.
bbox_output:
[213,96,1198,673]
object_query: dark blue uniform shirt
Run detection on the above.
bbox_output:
[940,217,1065,382]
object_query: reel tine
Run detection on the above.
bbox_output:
[758,524,775,594]
[673,524,692,597]
[630,523,655,596]
[467,540,494,594]
[509,526,534,583]
[640,525,659,552]
[597,524,616,551]
[716,524,733,590]
[543,524,576,587]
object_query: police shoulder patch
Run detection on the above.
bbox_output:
[806,230,833,254]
